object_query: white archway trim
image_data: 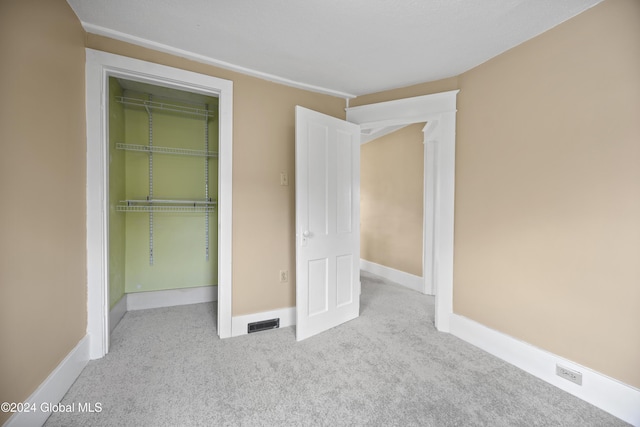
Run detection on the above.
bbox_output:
[347,91,458,131]
[422,121,438,296]
[346,90,458,332]
[85,49,234,359]
[360,124,409,145]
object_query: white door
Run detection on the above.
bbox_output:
[295,106,361,341]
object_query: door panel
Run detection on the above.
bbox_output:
[336,130,354,235]
[336,254,354,307]
[308,124,329,236]
[295,106,360,341]
[308,258,329,317]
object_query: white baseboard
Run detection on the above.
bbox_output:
[126,285,217,311]
[231,307,296,337]
[109,295,127,333]
[449,314,640,426]
[4,335,90,427]
[360,259,427,294]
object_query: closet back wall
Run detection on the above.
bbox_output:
[126,92,218,293]
[109,78,219,297]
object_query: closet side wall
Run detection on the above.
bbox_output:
[109,77,126,307]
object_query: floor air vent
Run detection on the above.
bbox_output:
[248,318,280,333]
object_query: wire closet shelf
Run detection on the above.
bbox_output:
[115,96,216,118]
[116,143,217,158]
[117,199,217,213]
[115,93,217,263]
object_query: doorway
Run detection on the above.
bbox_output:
[346,91,459,332]
[107,75,219,326]
[85,49,234,359]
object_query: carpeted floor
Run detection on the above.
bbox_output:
[45,272,627,426]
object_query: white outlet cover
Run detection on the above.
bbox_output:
[556,364,583,385]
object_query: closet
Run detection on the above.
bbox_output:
[108,77,219,312]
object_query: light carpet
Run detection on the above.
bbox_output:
[45,272,627,426]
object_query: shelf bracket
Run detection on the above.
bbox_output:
[148,94,154,266]
[204,106,210,261]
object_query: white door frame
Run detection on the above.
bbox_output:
[85,49,234,359]
[346,90,459,332]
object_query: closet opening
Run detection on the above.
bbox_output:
[86,49,234,358]
[107,76,220,336]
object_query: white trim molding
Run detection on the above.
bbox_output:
[360,259,425,294]
[360,124,409,145]
[85,49,234,359]
[450,314,640,426]
[127,286,217,311]
[3,336,90,427]
[347,90,459,332]
[347,91,459,131]
[422,122,438,297]
[231,307,296,338]
[81,23,355,100]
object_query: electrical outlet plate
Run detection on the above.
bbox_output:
[280,172,289,186]
[556,364,582,385]
[279,270,288,282]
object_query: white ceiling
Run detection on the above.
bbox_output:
[67,0,602,98]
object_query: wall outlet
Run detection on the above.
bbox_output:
[279,270,288,282]
[556,364,582,385]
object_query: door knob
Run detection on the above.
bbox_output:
[302,230,311,237]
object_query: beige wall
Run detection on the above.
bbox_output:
[361,123,425,276]
[354,0,640,388]
[455,0,640,388]
[85,35,346,316]
[0,0,87,423]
